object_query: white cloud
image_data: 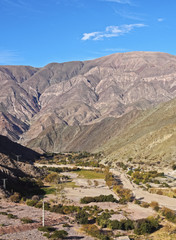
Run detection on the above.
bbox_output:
[81,32,101,41]
[157,18,164,22]
[81,23,146,41]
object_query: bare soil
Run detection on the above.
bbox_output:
[0,200,93,240]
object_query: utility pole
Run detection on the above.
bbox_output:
[2,179,7,189]
[15,155,21,161]
[42,200,45,227]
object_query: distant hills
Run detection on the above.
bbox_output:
[0,51,176,165]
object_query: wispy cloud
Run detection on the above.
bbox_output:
[157,18,164,22]
[114,9,145,21]
[0,50,21,64]
[104,0,131,4]
[81,23,146,41]
[56,0,84,7]
[2,0,27,8]
[1,0,44,14]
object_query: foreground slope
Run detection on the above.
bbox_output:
[0,135,41,197]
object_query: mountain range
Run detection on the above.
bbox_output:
[0,51,176,165]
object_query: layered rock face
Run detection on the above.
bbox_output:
[0,52,176,152]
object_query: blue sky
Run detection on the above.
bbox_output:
[0,0,176,67]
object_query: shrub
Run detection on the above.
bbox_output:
[134,199,141,205]
[80,194,117,204]
[82,224,111,240]
[172,164,176,170]
[153,179,160,184]
[10,192,21,203]
[121,219,134,230]
[114,185,133,203]
[161,207,176,223]
[32,195,40,201]
[108,219,134,231]
[96,212,111,228]
[38,226,56,232]
[21,217,34,224]
[150,201,159,211]
[44,172,60,183]
[141,202,150,208]
[51,204,79,214]
[35,201,43,208]
[75,210,89,224]
[134,217,159,235]
[26,199,38,207]
[7,214,18,219]
[43,232,50,238]
[0,212,8,215]
[50,230,68,239]
[63,223,71,228]
[156,190,163,195]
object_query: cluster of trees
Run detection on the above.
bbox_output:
[96,212,134,230]
[128,170,164,185]
[105,168,117,187]
[39,151,103,168]
[113,185,133,204]
[80,194,118,204]
[44,166,80,173]
[25,199,81,215]
[75,210,89,224]
[104,168,133,204]
[23,196,162,237]
[96,212,159,235]
[44,172,69,184]
[134,217,160,235]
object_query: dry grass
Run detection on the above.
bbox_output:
[76,170,105,179]
[150,224,176,240]
[149,188,176,198]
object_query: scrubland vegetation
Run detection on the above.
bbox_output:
[3,151,176,239]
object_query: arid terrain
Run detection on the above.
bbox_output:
[0,52,176,239]
[0,152,176,239]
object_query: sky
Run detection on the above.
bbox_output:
[0,0,176,67]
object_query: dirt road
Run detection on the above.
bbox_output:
[111,168,176,210]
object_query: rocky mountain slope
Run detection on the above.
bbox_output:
[0,52,176,154]
[26,97,176,168]
[100,97,176,168]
